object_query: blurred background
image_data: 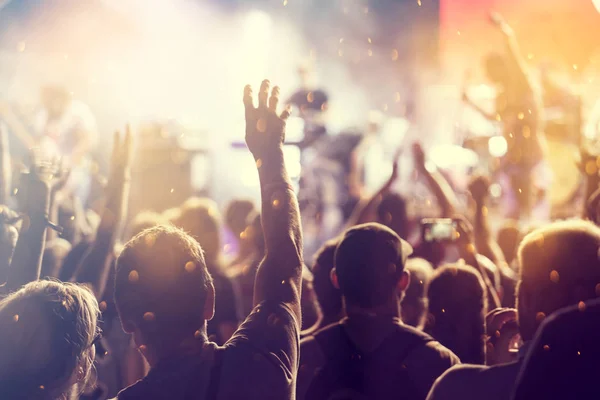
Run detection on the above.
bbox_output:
[0,0,599,212]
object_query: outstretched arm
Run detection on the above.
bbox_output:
[469,175,507,267]
[72,128,132,298]
[413,143,458,218]
[244,81,303,323]
[7,159,65,291]
[347,150,400,227]
[489,12,532,92]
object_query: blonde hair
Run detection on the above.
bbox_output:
[0,280,100,399]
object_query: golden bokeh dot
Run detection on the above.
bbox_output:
[70,215,75,221]
[586,160,598,176]
[128,270,140,283]
[577,351,581,356]
[517,112,524,120]
[466,243,476,254]
[281,280,286,285]
[536,312,546,323]
[441,308,446,313]
[139,344,147,352]
[256,158,263,169]
[578,301,586,312]
[194,330,202,339]
[13,314,19,322]
[240,230,247,240]
[272,198,281,209]
[185,261,197,273]
[481,206,488,217]
[550,270,560,283]
[256,118,267,133]
[143,312,156,322]
[522,126,531,138]
[495,330,501,338]
[99,301,108,312]
[543,344,550,351]
[39,385,45,390]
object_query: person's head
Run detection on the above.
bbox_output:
[484,52,509,85]
[401,258,433,327]
[41,85,70,119]
[377,193,410,240]
[114,225,214,364]
[176,198,221,265]
[243,211,264,257]
[497,220,520,266]
[424,264,487,364]
[224,199,255,240]
[332,223,412,313]
[516,220,600,342]
[0,280,100,400]
[513,299,600,400]
[128,211,167,240]
[312,239,343,320]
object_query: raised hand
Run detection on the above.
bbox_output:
[489,11,513,36]
[468,175,491,204]
[412,142,427,172]
[243,80,291,158]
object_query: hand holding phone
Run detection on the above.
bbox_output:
[421,218,458,242]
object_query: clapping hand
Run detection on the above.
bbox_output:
[243,80,291,159]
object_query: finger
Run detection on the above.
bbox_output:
[269,86,280,112]
[280,105,292,120]
[243,85,255,111]
[258,79,270,109]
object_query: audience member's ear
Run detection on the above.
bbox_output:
[397,270,410,293]
[330,268,340,289]
[204,282,216,321]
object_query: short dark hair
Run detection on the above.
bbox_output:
[335,223,412,308]
[425,264,487,364]
[516,220,600,341]
[225,199,255,237]
[312,239,342,318]
[114,225,213,346]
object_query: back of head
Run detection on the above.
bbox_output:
[401,258,433,327]
[513,299,600,400]
[484,52,508,84]
[497,220,520,265]
[335,223,412,309]
[0,280,99,399]
[176,198,221,264]
[225,199,255,238]
[376,193,409,240]
[517,220,600,341]
[244,211,264,257]
[425,264,487,364]
[114,225,213,349]
[312,239,342,318]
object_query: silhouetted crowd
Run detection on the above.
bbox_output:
[0,79,599,400]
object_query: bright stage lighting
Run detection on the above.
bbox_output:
[488,136,508,158]
[594,0,600,13]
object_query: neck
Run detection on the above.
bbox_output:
[345,297,401,320]
[142,329,208,368]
